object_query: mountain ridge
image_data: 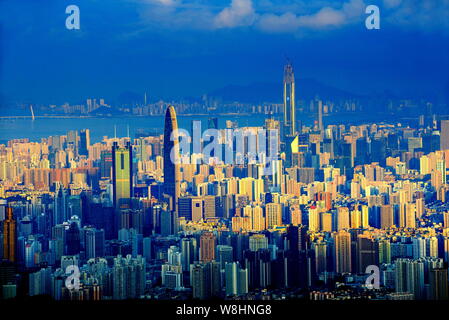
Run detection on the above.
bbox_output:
[208,78,363,103]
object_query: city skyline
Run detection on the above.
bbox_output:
[1,98,449,301]
[1,0,449,307]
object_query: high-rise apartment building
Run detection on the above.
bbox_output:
[265,203,282,229]
[335,230,352,274]
[200,232,216,262]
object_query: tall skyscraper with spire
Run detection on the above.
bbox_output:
[163,105,181,211]
[283,61,296,137]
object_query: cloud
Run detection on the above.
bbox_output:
[383,0,402,9]
[143,0,179,6]
[257,0,366,32]
[134,0,215,30]
[133,0,449,34]
[298,7,347,28]
[382,0,449,33]
[214,0,256,28]
[255,12,300,33]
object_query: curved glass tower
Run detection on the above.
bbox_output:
[163,105,181,210]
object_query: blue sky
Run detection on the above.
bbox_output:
[1,0,448,105]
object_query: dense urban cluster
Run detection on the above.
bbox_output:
[1,64,448,301]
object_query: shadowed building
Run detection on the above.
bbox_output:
[163,105,181,211]
[429,268,449,300]
[79,129,90,156]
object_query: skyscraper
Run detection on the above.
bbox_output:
[381,204,394,229]
[308,206,320,232]
[265,203,282,229]
[283,61,296,137]
[225,262,248,296]
[79,129,90,156]
[440,120,449,151]
[53,184,67,225]
[249,234,268,252]
[208,117,218,130]
[444,212,449,228]
[85,228,105,259]
[395,258,425,300]
[337,207,350,231]
[430,268,449,300]
[216,245,233,269]
[317,100,324,134]
[163,105,181,211]
[112,141,133,209]
[320,212,333,232]
[67,130,78,154]
[100,150,113,179]
[200,232,216,262]
[203,196,216,219]
[181,236,198,271]
[190,263,210,299]
[378,239,391,264]
[357,234,377,273]
[3,207,16,262]
[335,230,352,274]
[66,222,80,255]
[112,254,145,300]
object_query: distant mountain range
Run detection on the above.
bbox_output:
[208,78,362,103]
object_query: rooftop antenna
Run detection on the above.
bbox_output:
[283,53,290,65]
[114,125,117,139]
[127,124,130,139]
